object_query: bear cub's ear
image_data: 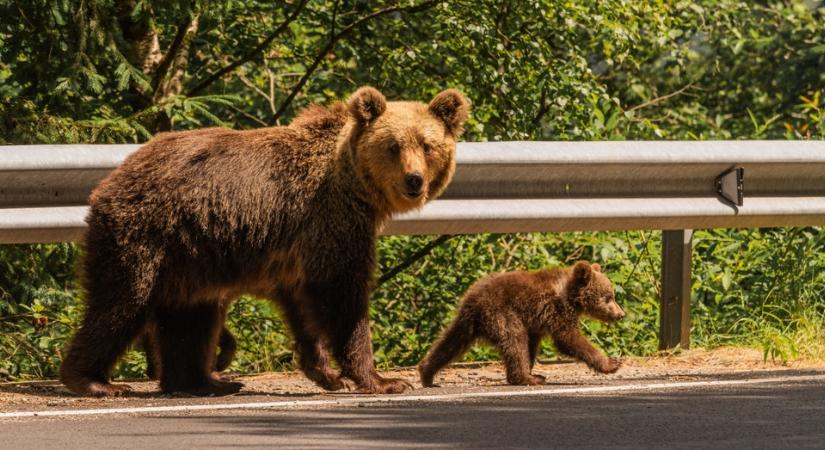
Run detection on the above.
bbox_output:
[429,89,470,136]
[348,86,387,125]
[572,261,593,282]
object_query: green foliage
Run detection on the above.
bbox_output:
[1,0,824,379]
[0,245,81,378]
[373,229,825,367]
[690,228,825,361]
[372,232,664,366]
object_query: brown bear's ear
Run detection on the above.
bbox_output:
[348,86,387,125]
[572,261,593,282]
[591,263,601,273]
[429,89,469,136]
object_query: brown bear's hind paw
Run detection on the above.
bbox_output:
[507,374,545,386]
[84,381,133,397]
[165,378,244,397]
[305,368,350,391]
[358,376,412,394]
[211,371,235,382]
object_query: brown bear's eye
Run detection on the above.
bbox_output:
[389,143,401,155]
[422,143,431,154]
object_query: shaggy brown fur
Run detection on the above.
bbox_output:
[419,261,625,387]
[59,87,469,397]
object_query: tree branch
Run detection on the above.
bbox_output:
[271,0,444,123]
[187,0,310,96]
[626,82,694,113]
[152,4,196,91]
[237,73,271,102]
[153,14,200,104]
[376,234,454,287]
[531,81,549,127]
[227,102,269,127]
[116,0,162,76]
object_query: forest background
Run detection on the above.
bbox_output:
[0,0,823,379]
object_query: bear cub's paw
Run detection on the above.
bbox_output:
[418,364,437,388]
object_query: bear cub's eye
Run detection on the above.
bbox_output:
[422,142,432,154]
[389,143,401,155]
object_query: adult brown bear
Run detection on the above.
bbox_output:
[60,87,469,397]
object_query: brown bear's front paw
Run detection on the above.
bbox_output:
[359,376,412,394]
[319,374,352,392]
[84,381,133,397]
[594,357,621,374]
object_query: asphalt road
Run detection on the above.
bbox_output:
[2,375,824,449]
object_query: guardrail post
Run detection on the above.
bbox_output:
[659,229,692,350]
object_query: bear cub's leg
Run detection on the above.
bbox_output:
[418,312,477,387]
[552,327,621,374]
[487,322,546,386]
[419,308,545,387]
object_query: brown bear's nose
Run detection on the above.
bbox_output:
[405,172,424,195]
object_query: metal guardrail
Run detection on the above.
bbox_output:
[2,141,825,349]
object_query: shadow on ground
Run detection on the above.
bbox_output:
[91,380,825,449]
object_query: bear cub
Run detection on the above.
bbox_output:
[419,261,624,387]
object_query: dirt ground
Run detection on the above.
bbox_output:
[1,347,823,413]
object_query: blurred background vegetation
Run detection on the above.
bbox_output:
[0,0,823,380]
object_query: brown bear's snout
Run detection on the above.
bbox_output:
[610,302,626,321]
[404,172,425,197]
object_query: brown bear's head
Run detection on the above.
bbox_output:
[569,261,625,323]
[346,87,469,214]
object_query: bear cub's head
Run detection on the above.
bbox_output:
[569,261,625,323]
[346,87,469,214]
